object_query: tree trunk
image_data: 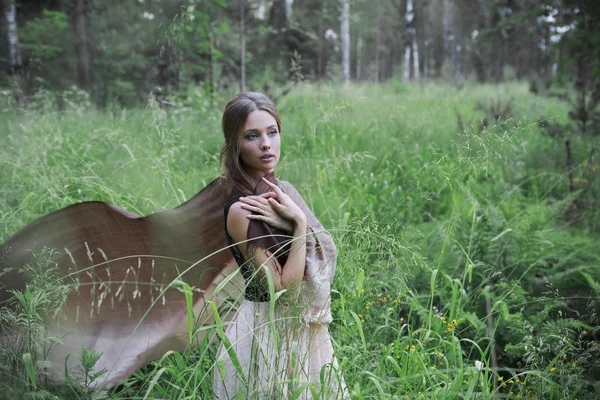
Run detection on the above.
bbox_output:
[72,0,91,90]
[414,0,426,78]
[431,0,445,77]
[409,33,415,80]
[1,0,21,73]
[397,0,408,80]
[356,34,362,81]
[375,3,381,84]
[239,0,245,92]
[341,0,350,85]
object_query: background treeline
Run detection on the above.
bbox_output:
[0,0,599,108]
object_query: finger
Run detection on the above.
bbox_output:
[241,204,265,214]
[240,197,267,207]
[261,177,284,197]
[258,192,278,201]
[244,195,271,203]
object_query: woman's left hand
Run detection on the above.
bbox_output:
[239,193,294,233]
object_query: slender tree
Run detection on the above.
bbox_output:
[71,0,91,90]
[341,0,350,84]
[239,0,246,91]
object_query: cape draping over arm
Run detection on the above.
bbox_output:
[245,174,338,324]
[0,177,245,388]
[277,180,338,325]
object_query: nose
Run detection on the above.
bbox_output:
[260,134,271,150]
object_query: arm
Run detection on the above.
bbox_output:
[227,202,307,292]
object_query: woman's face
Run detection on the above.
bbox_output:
[239,109,281,179]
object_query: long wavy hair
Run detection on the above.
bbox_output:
[220,92,282,196]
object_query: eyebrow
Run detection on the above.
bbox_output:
[243,125,278,134]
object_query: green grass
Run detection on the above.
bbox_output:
[1,82,599,399]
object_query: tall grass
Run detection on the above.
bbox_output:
[0,82,599,398]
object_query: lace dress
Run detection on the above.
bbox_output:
[213,195,348,399]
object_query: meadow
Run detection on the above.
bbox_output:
[0,82,599,399]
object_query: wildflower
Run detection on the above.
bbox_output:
[400,317,404,322]
[377,293,382,297]
[393,299,398,303]
[452,319,457,326]
[441,316,446,322]
[550,367,556,372]
[571,362,576,368]
[510,391,514,396]
[498,376,504,382]
[508,379,514,384]
[411,344,416,350]
[522,381,526,386]
[405,345,410,350]
[365,306,369,310]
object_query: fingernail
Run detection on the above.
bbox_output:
[239,196,245,199]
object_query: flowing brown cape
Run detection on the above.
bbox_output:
[0,173,338,388]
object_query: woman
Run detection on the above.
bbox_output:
[213,92,347,398]
[0,93,346,396]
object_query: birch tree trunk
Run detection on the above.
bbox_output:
[0,0,21,73]
[341,0,350,85]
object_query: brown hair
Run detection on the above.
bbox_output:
[220,92,282,196]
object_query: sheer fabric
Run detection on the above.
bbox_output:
[0,173,346,393]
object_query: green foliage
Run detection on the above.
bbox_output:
[20,11,69,61]
[0,83,599,398]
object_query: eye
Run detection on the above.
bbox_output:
[245,133,257,139]
[269,130,278,136]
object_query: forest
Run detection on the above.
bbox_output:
[1,0,600,399]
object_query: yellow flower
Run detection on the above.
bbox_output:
[405,345,410,350]
[365,306,369,310]
[550,367,556,372]
[508,379,514,384]
[452,319,457,326]
[411,344,416,350]
[441,316,447,322]
[498,376,504,382]
[377,293,382,297]
[571,362,576,368]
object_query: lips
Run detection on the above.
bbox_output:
[260,154,275,160]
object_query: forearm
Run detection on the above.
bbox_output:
[280,218,307,289]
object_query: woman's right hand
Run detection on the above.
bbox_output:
[260,177,307,225]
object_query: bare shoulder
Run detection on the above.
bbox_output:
[226,201,250,252]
